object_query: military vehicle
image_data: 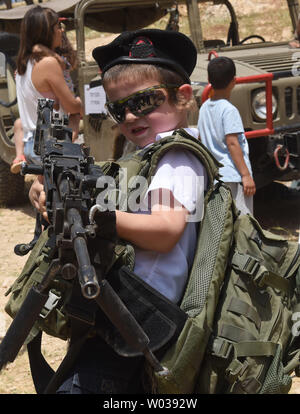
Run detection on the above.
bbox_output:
[0,0,299,205]
[189,0,300,189]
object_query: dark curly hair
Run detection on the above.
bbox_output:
[208,56,236,90]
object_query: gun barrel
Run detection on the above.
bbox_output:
[74,236,100,299]
[67,208,100,299]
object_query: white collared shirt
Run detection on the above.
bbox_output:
[133,128,207,303]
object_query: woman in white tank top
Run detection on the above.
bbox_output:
[12,5,83,168]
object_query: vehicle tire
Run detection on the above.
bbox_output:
[0,156,25,206]
[0,32,19,58]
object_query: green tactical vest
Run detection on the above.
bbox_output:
[6,128,300,394]
[98,128,220,210]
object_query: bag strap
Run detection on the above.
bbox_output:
[231,250,290,293]
[209,336,280,392]
[142,129,221,190]
[27,279,98,394]
[43,318,92,394]
[249,228,287,263]
[27,331,55,394]
[27,319,92,394]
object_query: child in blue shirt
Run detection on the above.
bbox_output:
[198,56,256,214]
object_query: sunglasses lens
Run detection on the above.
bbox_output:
[107,86,170,123]
[107,103,125,123]
[129,90,166,117]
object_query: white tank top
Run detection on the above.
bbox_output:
[16,59,63,142]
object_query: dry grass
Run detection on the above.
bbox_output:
[74,0,294,48]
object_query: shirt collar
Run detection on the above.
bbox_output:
[155,127,199,141]
[140,128,199,149]
[141,128,199,149]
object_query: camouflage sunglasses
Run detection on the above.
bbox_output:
[106,84,179,123]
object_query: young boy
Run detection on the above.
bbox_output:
[29,29,207,394]
[197,56,256,215]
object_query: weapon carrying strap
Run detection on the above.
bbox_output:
[27,319,92,394]
[43,319,92,394]
[27,281,97,394]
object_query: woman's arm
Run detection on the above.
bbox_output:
[31,56,83,116]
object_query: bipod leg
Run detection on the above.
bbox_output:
[0,259,61,370]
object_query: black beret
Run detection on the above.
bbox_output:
[92,29,197,84]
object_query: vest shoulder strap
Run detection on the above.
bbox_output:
[114,129,221,189]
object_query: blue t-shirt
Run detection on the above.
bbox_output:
[197,98,252,182]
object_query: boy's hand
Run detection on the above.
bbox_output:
[242,174,256,196]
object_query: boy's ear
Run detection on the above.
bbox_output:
[177,84,193,102]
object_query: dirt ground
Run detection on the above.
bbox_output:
[0,178,299,394]
[0,177,67,394]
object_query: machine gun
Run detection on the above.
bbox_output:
[0,99,166,392]
[22,98,102,299]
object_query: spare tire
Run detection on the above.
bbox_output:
[0,156,25,206]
